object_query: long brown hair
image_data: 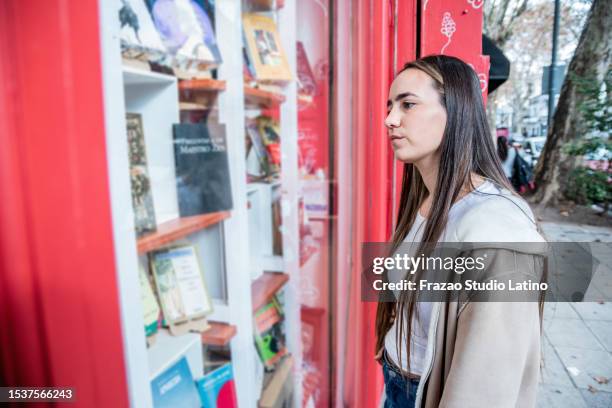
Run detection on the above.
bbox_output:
[375,55,518,371]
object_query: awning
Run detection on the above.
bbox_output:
[483,35,510,94]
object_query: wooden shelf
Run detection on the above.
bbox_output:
[252,272,289,312]
[247,0,284,12]
[137,212,230,254]
[201,321,237,346]
[179,79,226,108]
[148,329,202,380]
[179,78,226,92]
[244,86,286,109]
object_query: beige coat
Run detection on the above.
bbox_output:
[413,193,548,408]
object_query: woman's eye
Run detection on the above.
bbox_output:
[402,102,415,109]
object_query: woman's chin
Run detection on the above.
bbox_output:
[393,150,418,163]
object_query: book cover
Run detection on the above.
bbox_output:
[126,113,157,237]
[271,185,283,256]
[118,0,168,61]
[147,0,222,69]
[253,296,287,369]
[245,119,272,179]
[196,363,238,408]
[139,262,160,339]
[173,123,233,216]
[243,45,257,86]
[149,245,213,326]
[242,13,292,82]
[296,41,316,96]
[256,116,281,174]
[151,356,201,408]
[259,355,294,408]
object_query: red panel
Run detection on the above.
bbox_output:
[0,1,129,406]
[391,0,418,226]
[420,0,490,104]
[344,0,394,406]
[395,0,419,72]
[0,4,51,390]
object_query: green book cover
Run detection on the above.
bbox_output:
[126,113,157,237]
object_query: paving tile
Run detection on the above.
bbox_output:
[583,284,608,302]
[555,347,612,392]
[572,302,612,321]
[579,390,612,408]
[537,384,587,408]
[543,302,580,321]
[584,320,612,352]
[587,266,612,300]
[546,319,605,350]
[540,335,574,387]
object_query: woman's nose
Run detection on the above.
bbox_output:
[385,109,400,129]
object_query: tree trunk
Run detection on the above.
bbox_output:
[531,0,612,207]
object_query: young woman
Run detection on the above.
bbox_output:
[378,55,546,408]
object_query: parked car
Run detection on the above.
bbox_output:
[584,146,610,171]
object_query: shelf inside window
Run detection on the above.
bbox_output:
[122,65,175,86]
[201,321,237,346]
[148,329,203,380]
[246,0,284,12]
[137,212,230,254]
[244,86,286,109]
[252,272,289,312]
[179,79,226,108]
[179,78,227,92]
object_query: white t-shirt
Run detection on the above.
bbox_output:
[384,180,503,375]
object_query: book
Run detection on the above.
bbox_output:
[296,41,316,96]
[126,113,157,237]
[253,296,287,369]
[149,245,212,334]
[196,363,238,408]
[271,185,283,256]
[259,355,294,408]
[147,0,222,74]
[173,122,233,216]
[256,116,281,174]
[243,46,257,86]
[245,119,272,179]
[242,14,292,82]
[118,0,168,64]
[139,262,160,344]
[151,356,201,408]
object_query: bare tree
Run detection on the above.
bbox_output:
[483,0,530,135]
[491,2,587,135]
[531,0,612,207]
[483,0,530,47]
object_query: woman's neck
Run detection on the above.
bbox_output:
[414,156,439,196]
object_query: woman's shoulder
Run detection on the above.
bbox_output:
[451,182,545,243]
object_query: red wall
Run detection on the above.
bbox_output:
[0,2,129,406]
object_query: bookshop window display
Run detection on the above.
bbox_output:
[102,0,335,406]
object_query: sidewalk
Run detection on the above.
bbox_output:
[537,222,612,408]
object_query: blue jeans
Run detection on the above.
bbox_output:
[382,352,419,408]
